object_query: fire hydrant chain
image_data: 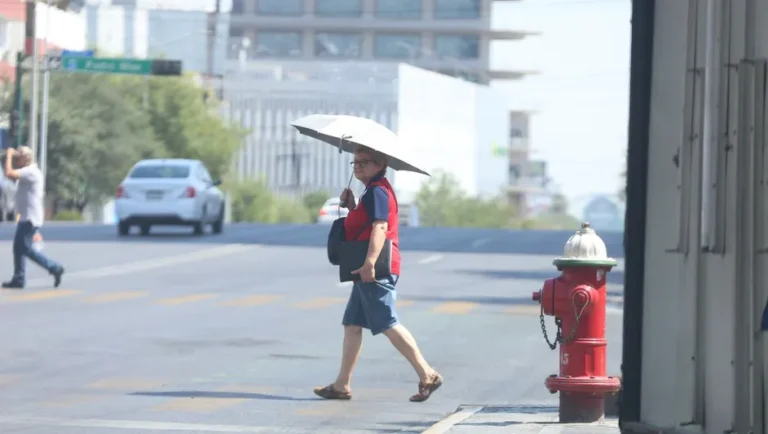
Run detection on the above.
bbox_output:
[539,296,589,350]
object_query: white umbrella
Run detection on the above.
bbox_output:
[290,114,430,176]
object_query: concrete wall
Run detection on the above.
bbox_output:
[637,0,768,433]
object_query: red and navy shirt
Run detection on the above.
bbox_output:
[343,174,401,276]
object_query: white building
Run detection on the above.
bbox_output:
[82,2,228,76]
[222,60,512,203]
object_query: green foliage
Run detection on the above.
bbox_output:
[226,178,312,224]
[302,190,330,212]
[414,170,582,230]
[51,209,83,221]
[414,171,519,228]
[3,70,244,214]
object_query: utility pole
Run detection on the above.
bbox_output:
[27,0,39,156]
[40,0,52,180]
[277,135,308,188]
[206,0,221,90]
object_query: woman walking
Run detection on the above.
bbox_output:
[313,145,443,403]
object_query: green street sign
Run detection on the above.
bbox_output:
[61,56,152,75]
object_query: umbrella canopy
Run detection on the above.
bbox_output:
[290,114,430,176]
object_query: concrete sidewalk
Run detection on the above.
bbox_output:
[422,405,620,434]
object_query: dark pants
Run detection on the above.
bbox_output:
[12,221,62,284]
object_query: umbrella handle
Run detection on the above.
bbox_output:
[338,134,354,219]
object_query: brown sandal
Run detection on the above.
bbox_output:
[313,384,352,400]
[410,372,443,402]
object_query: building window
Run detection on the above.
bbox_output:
[257,0,303,16]
[227,28,246,59]
[255,31,303,57]
[375,0,422,19]
[231,0,244,14]
[434,0,481,19]
[315,32,362,57]
[374,33,422,59]
[315,0,363,17]
[435,34,480,59]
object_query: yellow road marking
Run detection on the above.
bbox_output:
[504,304,541,316]
[87,378,165,391]
[396,299,415,308]
[150,386,274,413]
[432,301,478,314]
[82,291,150,304]
[221,294,284,307]
[152,397,247,413]
[0,374,25,386]
[154,294,218,306]
[2,289,81,302]
[294,404,361,417]
[291,297,347,310]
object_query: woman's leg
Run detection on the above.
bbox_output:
[315,284,368,399]
[359,275,443,402]
[382,324,434,381]
[333,325,363,392]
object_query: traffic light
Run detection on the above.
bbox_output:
[150,60,182,76]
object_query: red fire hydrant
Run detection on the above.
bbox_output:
[532,222,621,423]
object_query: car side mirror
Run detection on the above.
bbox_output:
[212,179,222,186]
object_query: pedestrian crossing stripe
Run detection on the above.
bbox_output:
[0,288,600,317]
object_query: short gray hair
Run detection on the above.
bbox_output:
[354,145,388,168]
[17,146,34,161]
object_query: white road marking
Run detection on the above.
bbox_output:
[0,415,359,433]
[471,238,489,248]
[422,405,485,434]
[28,244,257,285]
[418,254,443,265]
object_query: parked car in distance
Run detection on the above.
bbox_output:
[316,197,348,224]
[114,159,225,236]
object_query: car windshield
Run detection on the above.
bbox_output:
[129,165,190,179]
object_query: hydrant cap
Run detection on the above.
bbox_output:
[553,222,617,268]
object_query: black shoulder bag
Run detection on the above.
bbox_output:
[337,219,393,283]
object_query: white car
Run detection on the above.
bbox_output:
[115,159,225,236]
[316,197,348,224]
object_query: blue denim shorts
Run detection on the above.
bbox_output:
[341,275,399,336]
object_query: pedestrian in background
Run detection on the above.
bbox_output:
[313,145,443,403]
[2,146,64,289]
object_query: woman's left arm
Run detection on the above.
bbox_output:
[364,220,388,266]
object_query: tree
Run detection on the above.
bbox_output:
[112,74,245,180]
[0,69,245,213]
[414,171,519,228]
[8,73,164,212]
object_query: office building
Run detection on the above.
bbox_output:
[228,0,533,84]
[82,1,229,76]
[224,62,511,202]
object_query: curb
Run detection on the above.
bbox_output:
[421,405,485,434]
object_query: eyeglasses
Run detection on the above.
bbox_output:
[350,159,372,168]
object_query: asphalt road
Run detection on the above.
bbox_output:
[0,224,625,434]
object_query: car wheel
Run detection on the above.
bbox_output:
[118,221,130,236]
[193,222,204,236]
[139,224,151,236]
[212,204,224,235]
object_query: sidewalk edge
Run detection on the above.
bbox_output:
[421,405,486,434]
